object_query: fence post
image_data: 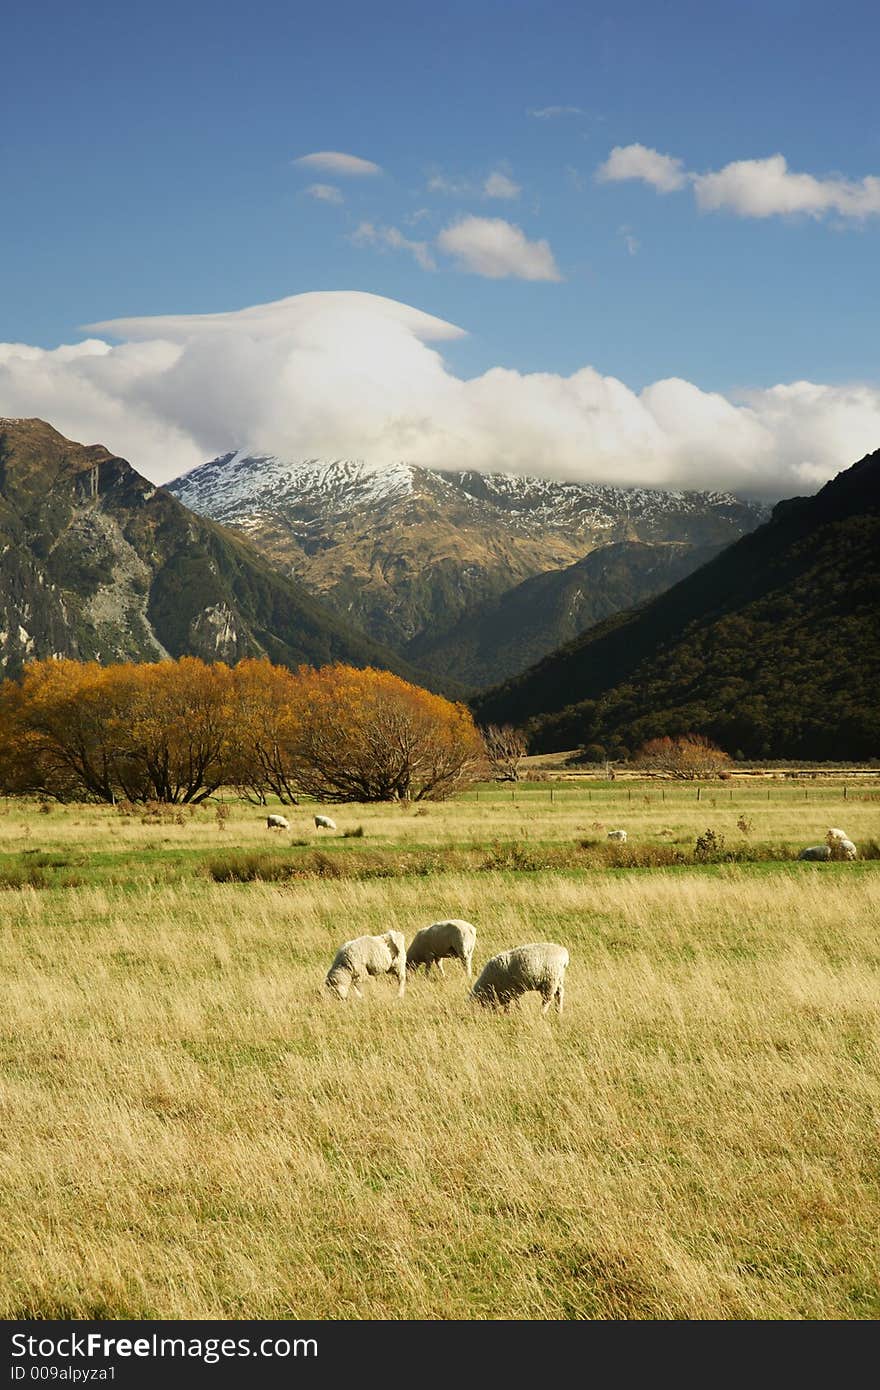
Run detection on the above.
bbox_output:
[697,786,701,802]
[550,787,554,804]
[844,784,848,801]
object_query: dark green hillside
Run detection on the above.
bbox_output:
[408,539,720,689]
[473,449,880,760]
[0,419,414,679]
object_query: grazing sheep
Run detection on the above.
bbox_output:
[406,919,477,979]
[798,845,832,862]
[470,942,569,1017]
[607,829,627,842]
[826,828,857,861]
[325,931,406,1001]
[314,814,337,831]
[266,813,290,831]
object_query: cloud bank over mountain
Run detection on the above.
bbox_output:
[1,290,878,496]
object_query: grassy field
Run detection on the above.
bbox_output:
[1,784,878,1319]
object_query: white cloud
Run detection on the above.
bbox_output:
[436,217,562,281]
[426,171,473,196]
[484,170,521,200]
[1,291,878,499]
[305,183,344,204]
[351,222,436,271]
[527,105,585,119]
[599,143,880,221]
[597,143,688,193]
[293,151,381,176]
[693,154,880,219]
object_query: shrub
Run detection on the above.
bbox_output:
[633,734,731,780]
[695,828,725,860]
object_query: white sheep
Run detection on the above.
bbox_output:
[266,813,290,831]
[826,828,857,861]
[314,814,337,831]
[798,845,832,861]
[607,829,627,842]
[470,942,569,1017]
[406,919,477,979]
[325,931,406,1001]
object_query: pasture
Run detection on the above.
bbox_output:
[1,781,878,1319]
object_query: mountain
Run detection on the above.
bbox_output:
[473,449,880,761]
[0,419,417,679]
[407,539,722,689]
[167,452,767,678]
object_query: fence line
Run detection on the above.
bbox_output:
[463,783,880,805]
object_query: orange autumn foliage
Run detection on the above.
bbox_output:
[283,665,485,803]
[0,658,483,804]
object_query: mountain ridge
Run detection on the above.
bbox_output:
[167,452,768,673]
[472,448,880,760]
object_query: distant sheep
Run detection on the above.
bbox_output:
[607,829,627,843]
[314,814,337,831]
[798,845,832,862]
[325,931,406,1001]
[470,942,569,1017]
[406,919,477,979]
[826,828,857,861]
[266,813,289,831]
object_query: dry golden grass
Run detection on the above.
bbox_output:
[1,789,879,1319]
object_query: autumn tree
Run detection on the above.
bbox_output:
[481,724,528,782]
[229,659,301,805]
[0,660,133,802]
[0,657,237,803]
[631,733,731,780]
[286,665,484,802]
[121,658,236,802]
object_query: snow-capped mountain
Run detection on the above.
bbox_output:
[166,453,768,681]
[170,452,764,540]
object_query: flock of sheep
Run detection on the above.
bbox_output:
[798,827,859,861]
[267,813,336,831]
[325,919,569,1017]
[271,814,859,862]
[264,818,859,1016]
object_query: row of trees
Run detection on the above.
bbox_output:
[0,658,486,804]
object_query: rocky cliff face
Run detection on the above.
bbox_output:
[0,420,415,679]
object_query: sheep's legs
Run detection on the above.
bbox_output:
[555,984,564,1017]
[435,959,445,978]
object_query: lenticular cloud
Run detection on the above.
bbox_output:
[1,290,878,497]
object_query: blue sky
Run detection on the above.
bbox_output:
[2,0,880,494]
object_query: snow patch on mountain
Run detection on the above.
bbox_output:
[168,453,768,535]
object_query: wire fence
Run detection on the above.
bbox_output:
[464,783,880,805]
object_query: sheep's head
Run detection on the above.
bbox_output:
[383,931,406,965]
